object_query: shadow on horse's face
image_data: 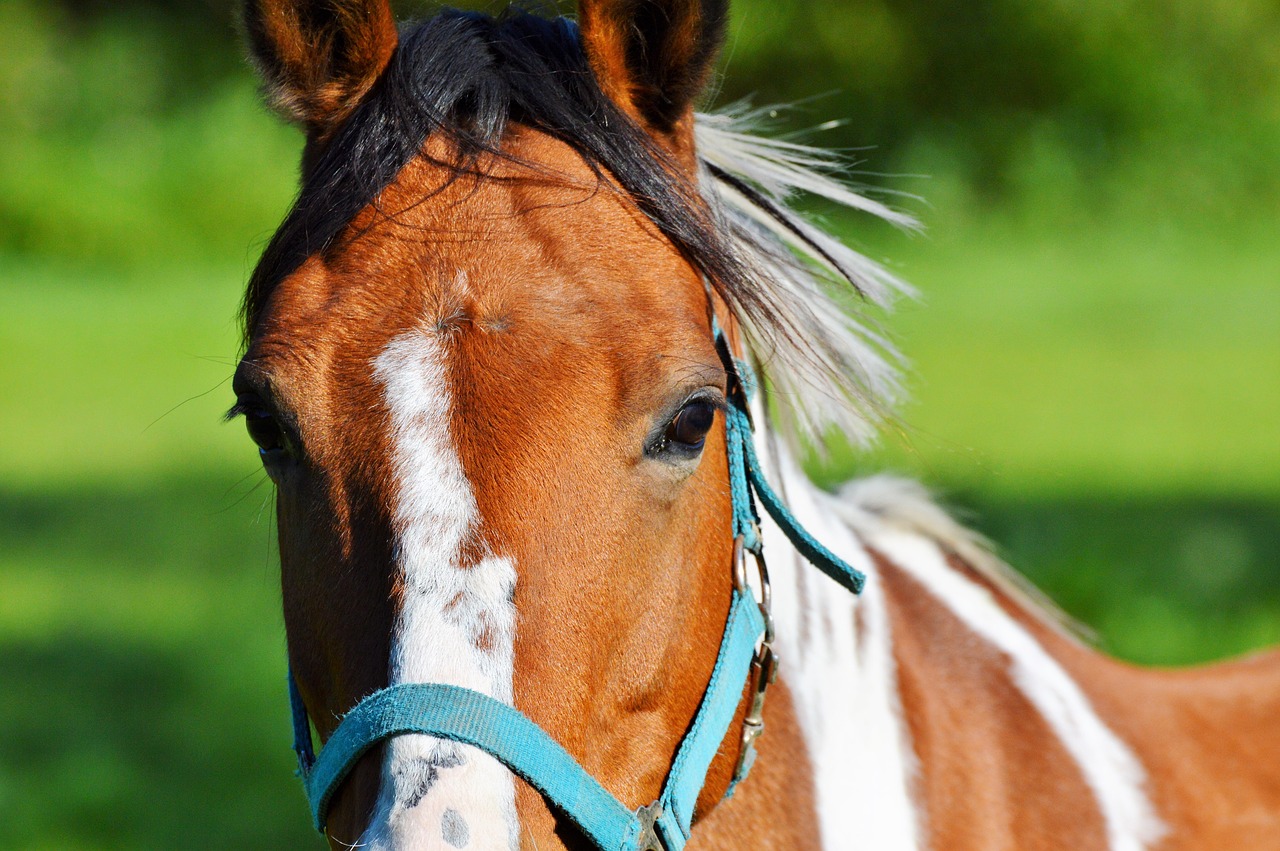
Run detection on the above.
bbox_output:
[235,126,738,845]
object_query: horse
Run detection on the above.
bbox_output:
[230,1,1280,848]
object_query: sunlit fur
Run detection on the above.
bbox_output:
[838,483,1166,850]
[239,3,1280,850]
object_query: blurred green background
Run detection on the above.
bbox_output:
[1,0,1276,847]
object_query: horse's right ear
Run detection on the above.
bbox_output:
[241,0,398,138]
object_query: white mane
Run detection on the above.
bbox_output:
[695,103,919,448]
[696,108,1084,636]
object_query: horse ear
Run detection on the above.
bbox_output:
[578,0,728,134]
[241,0,398,138]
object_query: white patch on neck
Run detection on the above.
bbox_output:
[836,502,1166,851]
[756,428,923,850]
[357,330,519,851]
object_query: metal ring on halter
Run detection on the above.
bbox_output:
[731,532,778,783]
[733,532,774,644]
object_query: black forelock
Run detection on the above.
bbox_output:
[242,6,752,340]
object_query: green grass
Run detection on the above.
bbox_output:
[1,258,325,847]
[1,212,1277,846]
[824,218,1280,498]
[0,257,251,487]
[819,215,1280,661]
[0,474,321,849]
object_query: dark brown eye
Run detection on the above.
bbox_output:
[245,410,284,454]
[664,399,716,452]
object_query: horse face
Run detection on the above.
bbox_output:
[236,129,739,850]
[237,3,741,845]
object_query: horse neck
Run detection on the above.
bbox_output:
[747,412,1163,851]
[750,418,924,849]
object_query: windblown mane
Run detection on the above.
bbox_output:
[243,4,1076,635]
[242,7,913,451]
[695,105,916,446]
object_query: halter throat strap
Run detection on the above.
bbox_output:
[285,325,866,849]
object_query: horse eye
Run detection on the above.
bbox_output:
[664,400,716,452]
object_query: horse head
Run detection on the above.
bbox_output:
[232,1,868,847]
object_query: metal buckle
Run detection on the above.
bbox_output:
[732,534,778,782]
[635,801,667,851]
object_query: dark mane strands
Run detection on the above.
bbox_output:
[244,9,734,333]
[243,6,898,443]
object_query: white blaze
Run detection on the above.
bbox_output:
[358,330,519,851]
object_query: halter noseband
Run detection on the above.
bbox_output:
[285,324,866,851]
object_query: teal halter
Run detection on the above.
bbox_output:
[285,326,866,850]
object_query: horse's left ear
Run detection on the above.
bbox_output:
[578,0,728,135]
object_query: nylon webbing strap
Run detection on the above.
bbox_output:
[658,591,766,845]
[715,324,762,553]
[723,402,762,552]
[288,665,315,774]
[729,403,865,595]
[287,322,867,851]
[303,683,644,850]
[299,596,766,850]
[716,327,867,595]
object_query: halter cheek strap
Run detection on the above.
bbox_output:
[285,326,866,850]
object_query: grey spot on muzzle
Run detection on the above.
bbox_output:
[394,743,467,809]
[442,808,470,848]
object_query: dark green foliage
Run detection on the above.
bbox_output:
[721,0,1280,216]
[2,0,1278,267]
[953,492,1280,665]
